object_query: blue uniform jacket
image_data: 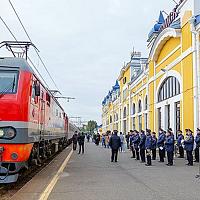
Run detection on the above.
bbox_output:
[139,133,146,150]
[184,135,194,151]
[145,135,152,149]
[129,135,134,146]
[132,134,140,149]
[165,135,174,152]
[151,137,157,150]
[195,134,200,148]
[177,134,184,147]
[157,133,166,147]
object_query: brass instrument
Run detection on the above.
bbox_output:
[185,135,190,141]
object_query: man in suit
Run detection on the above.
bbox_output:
[109,130,121,162]
[72,131,78,151]
[78,132,85,154]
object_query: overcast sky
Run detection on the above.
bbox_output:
[0,0,175,124]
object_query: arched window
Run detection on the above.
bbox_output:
[110,115,112,123]
[158,76,180,102]
[138,100,142,113]
[123,107,127,118]
[132,103,136,115]
[116,113,118,121]
[144,96,148,110]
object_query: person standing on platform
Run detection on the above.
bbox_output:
[184,129,194,166]
[109,130,121,162]
[119,132,125,152]
[133,130,140,160]
[151,132,157,160]
[126,132,130,149]
[130,130,135,158]
[72,131,78,151]
[157,129,166,162]
[165,130,175,166]
[194,128,200,162]
[87,134,90,142]
[177,130,184,158]
[102,134,106,147]
[139,130,146,163]
[95,133,100,146]
[145,129,152,166]
[78,132,85,154]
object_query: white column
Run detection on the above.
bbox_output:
[129,90,131,132]
[192,27,199,132]
[191,19,198,133]
[197,31,200,132]
[170,102,175,134]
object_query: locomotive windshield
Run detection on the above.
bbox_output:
[0,70,18,94]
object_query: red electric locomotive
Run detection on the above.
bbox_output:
[0,41,72,183]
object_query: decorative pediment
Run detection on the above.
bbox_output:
[149,28,181,62]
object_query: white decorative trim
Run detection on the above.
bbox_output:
[130,83,147,97]
[177,0,188,12]
[155,45,181,68]
[149,28,181,62]
[129,73,147,90]
[148,47,193,85]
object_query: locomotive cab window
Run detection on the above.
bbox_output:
[0,70,18,94]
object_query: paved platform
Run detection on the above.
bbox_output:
[10,146,72,200]
[48,143,200,200]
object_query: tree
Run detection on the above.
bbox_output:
[86,120,97,133]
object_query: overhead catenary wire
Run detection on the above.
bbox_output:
[8,0,60,91]
[0,15,50,89]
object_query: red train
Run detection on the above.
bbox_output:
[0,56,75,183]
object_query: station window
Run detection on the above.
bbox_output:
[123,107,127,119]
[132,117,136,130]
[123,77,127,84]
[138,100,142,113]
[110,115,112,123]
[132,103,136,115]
[158,76,180,102]
[144,96,148,110]
[138,115,142,131]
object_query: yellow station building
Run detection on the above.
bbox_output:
[102,0,200,138]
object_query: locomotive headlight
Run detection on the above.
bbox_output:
[4,127,16,139]
[0,127,16,139]
[0,129,4,137]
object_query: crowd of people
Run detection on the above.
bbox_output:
[72,128,200,167]
[105,128,200,166]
